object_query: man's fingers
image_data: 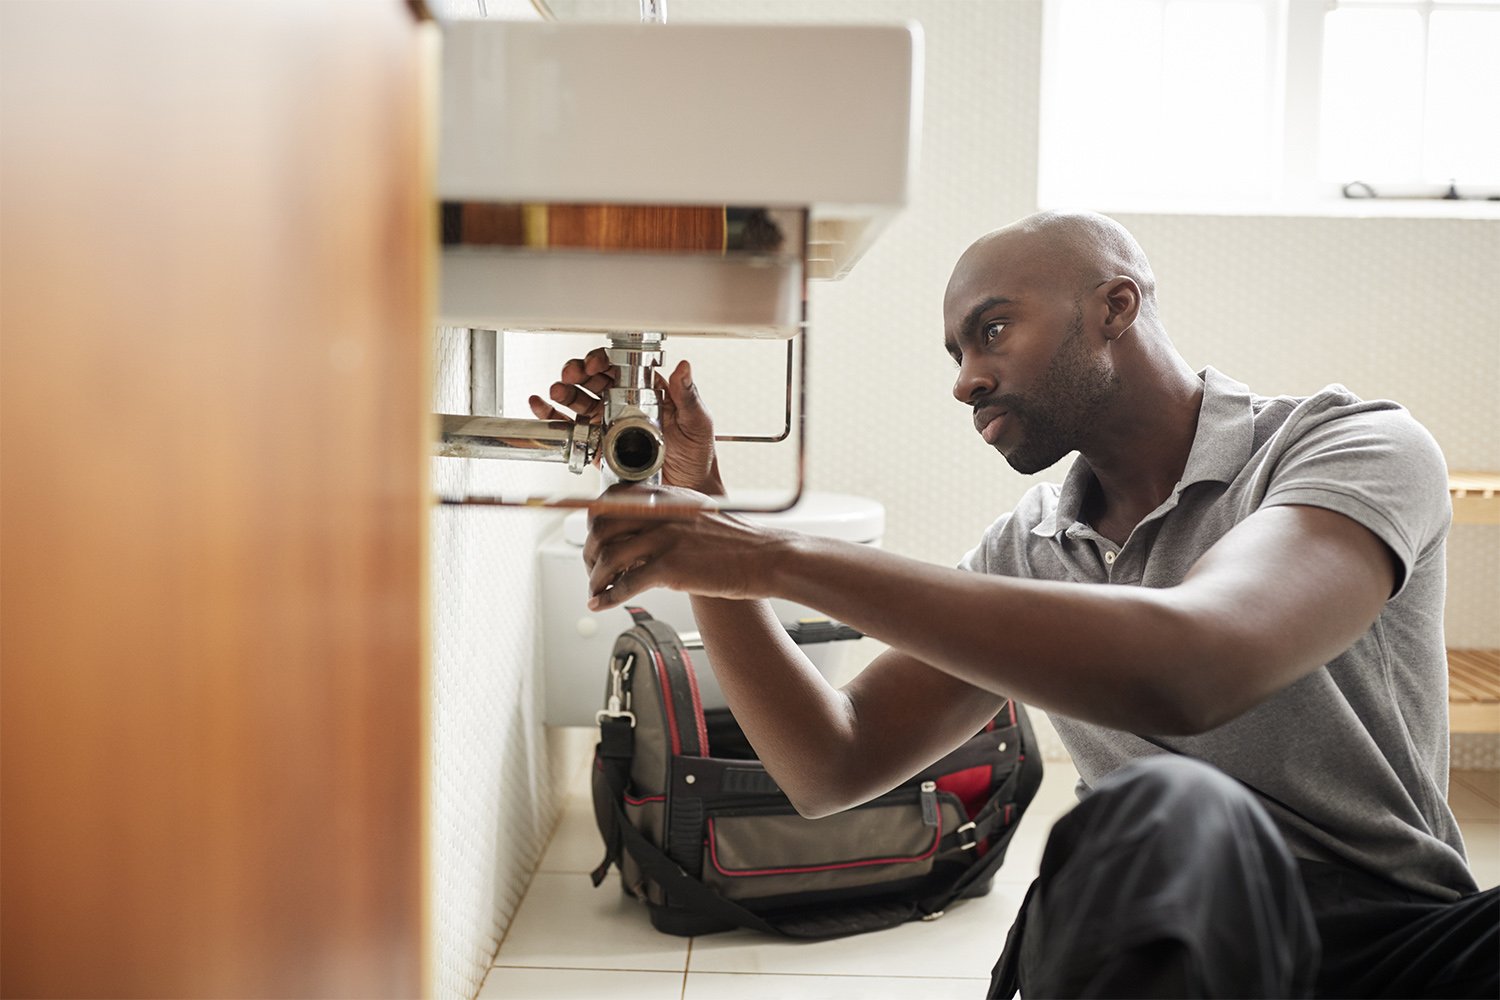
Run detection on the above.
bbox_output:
[666,360,714,433]
[561,355,617,387]
[586,532,670,604]
[587,560,653,611]
[549,382,604,419]
[581,519,642,568]
[528,395,568,422]
[583,346,613,376]
[579,371,615,396]
[559,357,589,384]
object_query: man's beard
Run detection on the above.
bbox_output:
[996,309,1118,475]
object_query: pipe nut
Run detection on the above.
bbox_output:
[569,423,601,475]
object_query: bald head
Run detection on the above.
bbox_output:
[947,210,1159,325]
[942,211,1199,473]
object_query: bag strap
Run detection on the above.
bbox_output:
[609,795,787,935]
[590,714,635,887]
[591,607,658,885]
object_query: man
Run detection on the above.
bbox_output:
[530,211,1497,998]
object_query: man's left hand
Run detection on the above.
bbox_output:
[583,485,790,610]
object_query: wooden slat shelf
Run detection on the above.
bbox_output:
[1450,472,1500,525]
[1449,649,1500,734]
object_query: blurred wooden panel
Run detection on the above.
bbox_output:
[547,204,727,251]
[0,3,431,996]
[448,203,728,251]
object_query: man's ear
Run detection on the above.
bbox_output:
[1099,276,1141,341]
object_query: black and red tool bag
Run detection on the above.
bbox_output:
[590,608,1044,938]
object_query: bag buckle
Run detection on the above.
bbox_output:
[596,653,637,728]
[956,821,978,851]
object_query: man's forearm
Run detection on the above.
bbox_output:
[688,595,862,813]
[592,496,1388,744]
[766,534,1219,735]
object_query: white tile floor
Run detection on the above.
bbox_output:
[481,756,1500,1000]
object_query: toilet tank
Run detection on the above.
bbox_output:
[538,491,885,726]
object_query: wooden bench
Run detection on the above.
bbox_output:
[1448,649,1500,734]
[1447,473,1499,734]
[1449,472,1500,526]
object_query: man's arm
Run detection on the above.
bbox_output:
[772,503,1396,734]
[689,595,1007,818]
[586,498,1396,813]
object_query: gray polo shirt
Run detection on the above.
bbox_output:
[960,367,1474,900]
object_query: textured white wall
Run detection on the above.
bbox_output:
[429,328,568,1000]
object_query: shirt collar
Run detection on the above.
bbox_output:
[1032,366,1256,538]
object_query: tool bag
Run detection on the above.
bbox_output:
[590,608,1044,938]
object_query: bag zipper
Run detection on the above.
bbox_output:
[920,780,939,828]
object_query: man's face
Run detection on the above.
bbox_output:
[943,238,1117,474]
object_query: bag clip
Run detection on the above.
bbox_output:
[596,652,637,728]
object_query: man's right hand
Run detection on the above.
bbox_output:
[527,347,724,494]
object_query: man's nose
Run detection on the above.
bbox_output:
[952,357,996,404]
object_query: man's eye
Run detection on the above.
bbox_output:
[982,321,1006,344]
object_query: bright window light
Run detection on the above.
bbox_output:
[1424,10,1500,184]
[1319,7,1425,184]
[1041,0,1274,206]
[1040,0,1500,209]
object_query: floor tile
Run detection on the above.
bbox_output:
[495,871,690,972]
[686,877,1028,979]
[683,972,989,999]
[478,966,684,1000]
[1453,769,1500,808]
[537,791,602,874]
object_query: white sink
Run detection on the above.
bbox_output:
[437,20,922,334]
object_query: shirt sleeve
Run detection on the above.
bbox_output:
[1259,396,1451,596]
[957,512,1014,574]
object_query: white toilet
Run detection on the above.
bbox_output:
[537,490,885,725]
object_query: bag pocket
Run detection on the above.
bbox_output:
[702,791,967,901]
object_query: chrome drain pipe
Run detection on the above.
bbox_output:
[436,415,599,474]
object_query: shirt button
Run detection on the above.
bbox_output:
[1104,550,1116,565]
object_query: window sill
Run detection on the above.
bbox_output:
[1050,198,1500,222]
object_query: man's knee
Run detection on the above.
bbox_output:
[1018,757,1319,998]
[1093,753,1255,808]
[1057,755,1276,863]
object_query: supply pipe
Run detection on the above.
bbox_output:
[600,332,666,485]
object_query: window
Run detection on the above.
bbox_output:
[1038,0,1500,212]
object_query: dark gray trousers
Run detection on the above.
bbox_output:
[987,756,1500,999]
